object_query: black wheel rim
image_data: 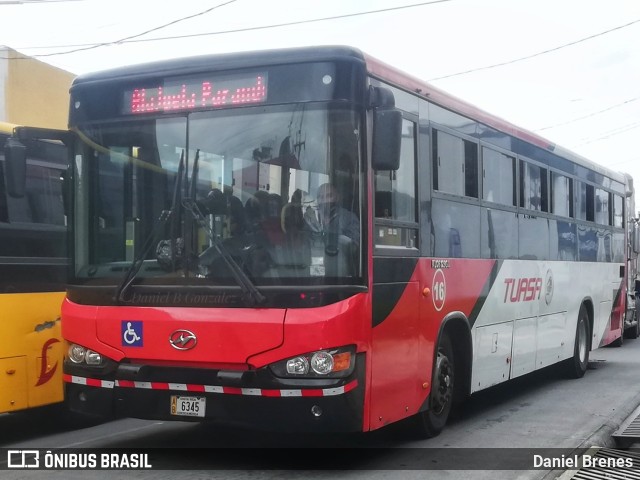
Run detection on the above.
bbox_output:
[431,350,453,415]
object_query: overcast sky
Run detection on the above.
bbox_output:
[3,0,640,206]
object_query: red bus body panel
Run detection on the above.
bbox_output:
[63,295,370,369]
[63,301,286,366]
[368,258,496,429]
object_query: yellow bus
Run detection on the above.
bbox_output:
[0,122,68,414]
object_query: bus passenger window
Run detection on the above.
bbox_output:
[595,188,610,225]
[433,129,478,199]
[613,194,623,228]
[5,163,65,225]
[520,161,548,212]
[575,182,586,221]
[482,147,515,206]
[551,172,572,218]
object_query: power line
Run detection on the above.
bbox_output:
[575,121,640,147]
[535,97,639,132]
[428,18,640,81]
[30,0,239,57]
[9,0,454,57]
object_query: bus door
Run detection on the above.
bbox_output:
[369,114,422,429]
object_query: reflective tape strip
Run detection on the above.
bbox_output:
[63,374,114,389]
[241,388,262,396]
[204,385,224,394]
[64,374,357,397]
[168,383,188,391]
[280,389,303,397]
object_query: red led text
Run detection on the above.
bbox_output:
[129,76,266,114]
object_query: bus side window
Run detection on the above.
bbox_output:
[374,118,418,249]
[595,188,610,225]
[0,159,9,223]
[575,182,595,222]
[1,161,65,226]
[433,129,478,199]
[482,147,515,206]
[551,172,573,217]
[520,160,548,212]
[613,194,623,228]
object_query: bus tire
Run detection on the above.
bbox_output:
[624,315,639,340]
[409,332,455,438]
[564,304,590,379]
[631,320,640,339]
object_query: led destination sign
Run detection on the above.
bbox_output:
[123,72,267,114]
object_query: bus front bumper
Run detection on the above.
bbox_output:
[63,355,365,433]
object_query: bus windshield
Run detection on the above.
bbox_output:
[73,103,363,289]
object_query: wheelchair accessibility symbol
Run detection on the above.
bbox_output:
[122,320,143,347]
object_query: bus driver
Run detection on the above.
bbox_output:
[314,183,360,246]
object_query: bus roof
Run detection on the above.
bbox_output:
[71,46,366,86]
[72,45,627,185]
[363,52,628,185]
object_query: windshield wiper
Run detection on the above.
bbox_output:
[114,151,185,304]
[182,196,266,306]
[185,149,264,306]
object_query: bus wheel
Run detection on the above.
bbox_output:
[564,304,590,378]
[624,314,639,340]
[410,332,455,438]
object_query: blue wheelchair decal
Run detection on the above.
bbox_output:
[122,320,143,347]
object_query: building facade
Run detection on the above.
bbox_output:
[0,46,74,129]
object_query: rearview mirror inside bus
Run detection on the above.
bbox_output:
[372,108,402,171]
[3,137,27,198]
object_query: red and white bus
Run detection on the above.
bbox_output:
[58,46,632,437]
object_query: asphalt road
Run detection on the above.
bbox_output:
[3,336,640,479]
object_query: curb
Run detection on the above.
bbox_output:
[578,390,640,450]
[542,388,640,479]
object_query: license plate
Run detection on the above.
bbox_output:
[170,395,206,417]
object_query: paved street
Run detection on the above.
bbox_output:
[2,336,640,479]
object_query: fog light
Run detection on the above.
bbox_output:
[68,344,86,364]
[310,351,334,375]
[311,405,322,417]
[85,350,103,366]
[286,356,309,375]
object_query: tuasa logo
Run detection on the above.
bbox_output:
[503,277,543,303]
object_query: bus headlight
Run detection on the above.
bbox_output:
[270,345,356,378]
[310,351,334,375]
[286,356,309,375]
[67,343,105,366]
[68,344,87,364]
[85,350,103,366]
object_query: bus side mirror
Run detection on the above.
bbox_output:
[633,221,640,254]
[372,108,402,171]
[3,137,27,198]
